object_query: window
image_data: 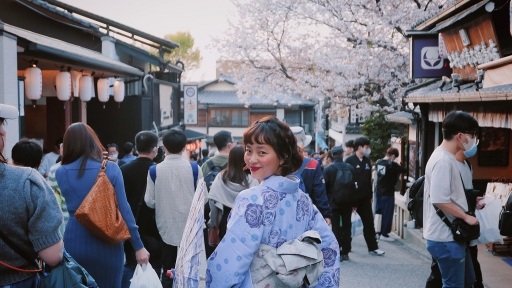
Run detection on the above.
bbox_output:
[209,109,249,126]
[284,110,301,126]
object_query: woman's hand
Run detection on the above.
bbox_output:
[136,247,150,264]
[476,197,486,210]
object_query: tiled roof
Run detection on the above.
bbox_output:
[198,90,315,106]
[26,0,101,31]
[405,80,512,103]
[198,73,237,89]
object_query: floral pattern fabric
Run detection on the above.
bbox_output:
[206,175,340,287]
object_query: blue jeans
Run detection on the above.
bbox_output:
[426,240,475,288]
[0,275,38,288]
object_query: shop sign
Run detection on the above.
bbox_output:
[183,85,198,125]
[409,35,452,78]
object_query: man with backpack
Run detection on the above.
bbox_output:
[323,146,356,261]
[144,129,203,288]
[291,126,332,225]
[345,137,385,256]
[201,130,236,258]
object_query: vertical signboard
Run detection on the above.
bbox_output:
[159,84,174,127]
[183,85,198,125]
[409,35,452,78]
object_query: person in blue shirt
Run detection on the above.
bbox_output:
[119,142,137,166]
[206,116,340,287]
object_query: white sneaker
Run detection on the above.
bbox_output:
[369,249,385,256]
[380,235,395,242]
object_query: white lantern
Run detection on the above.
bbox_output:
[114,79,125,103]
[79,75,93,102]
[97,78,110,105]
[24,67,42,106]
[70,70,82,97]
[55,71,71,101]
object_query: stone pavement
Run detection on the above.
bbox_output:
[339,234,431,288]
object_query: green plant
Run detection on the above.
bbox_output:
[361,112,406,163]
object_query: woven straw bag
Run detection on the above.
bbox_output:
[75,160,130,245]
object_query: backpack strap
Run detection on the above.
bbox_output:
[464,159,472,171]
[190,162,198,190]
[206,159,215,171]
[149,165,157,183]
[295,158,311,176]
[0,228,40,272]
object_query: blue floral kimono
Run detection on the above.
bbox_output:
[206,175,340,287]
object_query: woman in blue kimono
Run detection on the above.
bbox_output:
[206,116,340,287]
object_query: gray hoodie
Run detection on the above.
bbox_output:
[207,172,259,227]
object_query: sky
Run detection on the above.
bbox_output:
[63,0,237,82]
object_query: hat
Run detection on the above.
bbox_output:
[332,146,344,155]
[290,126,312,147]
[0,104,19,119]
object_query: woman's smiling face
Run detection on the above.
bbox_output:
[244,142,283,181]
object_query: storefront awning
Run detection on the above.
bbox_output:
[4,24,143,78]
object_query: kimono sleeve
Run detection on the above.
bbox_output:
[205,190,264,287]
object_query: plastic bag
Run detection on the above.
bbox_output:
[351,212,363,238]
[374,214,382,233]
[471,198,504,245]
[130,264,163,288]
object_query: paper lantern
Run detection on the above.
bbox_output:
[114,79,125,103]
[55,71,71,101]
[79,76,93,102]
[70,70,82,97]
[97,78,110,104]
[24,67,42,107]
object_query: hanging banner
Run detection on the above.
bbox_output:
[409,34,452,78]
[183,85,198,125]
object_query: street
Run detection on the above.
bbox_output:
[339,234,431,287]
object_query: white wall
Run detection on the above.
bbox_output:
[0,32,20,160]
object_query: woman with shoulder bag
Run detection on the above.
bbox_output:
[56,123,149,288]
[0,104,63,287]
[207,145,259,245]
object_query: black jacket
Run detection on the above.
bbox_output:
[345,154,373,200]
[375,159,408,196]
[120,157,160,238]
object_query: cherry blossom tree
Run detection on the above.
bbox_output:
[216,0,455,116]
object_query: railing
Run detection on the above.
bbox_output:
[393,192,410,239]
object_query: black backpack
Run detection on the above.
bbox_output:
[204,160,227,191]
[331,163,357,203]
[407,176,425,228]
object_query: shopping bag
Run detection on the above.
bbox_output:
[374,214,382,233]
[471,198,504,245]
[351,212,363,238]
[130,264,163,288]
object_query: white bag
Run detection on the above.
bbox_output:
[471,198,504,245]
[351,212,364,238]
[130,264,163,288]
[374,214,382,233]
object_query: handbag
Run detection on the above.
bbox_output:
[39,250,98,288]
[75,159,130,245]
[434,205,480,242]
[208,227,221,247]
[499,209,512,237]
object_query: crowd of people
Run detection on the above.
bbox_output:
[0,100,491,288]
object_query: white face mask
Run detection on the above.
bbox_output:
[109,153,118,160]
[462,135,477,152]
[363,148,371,157]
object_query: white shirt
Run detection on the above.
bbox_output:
[38,152,60,176]
[144,154,203,246]
[457,160,473,189]
[423,147,468,242]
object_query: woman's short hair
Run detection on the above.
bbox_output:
[12,140,43,168]
[242,116,303,176]
[61,122,105,177]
